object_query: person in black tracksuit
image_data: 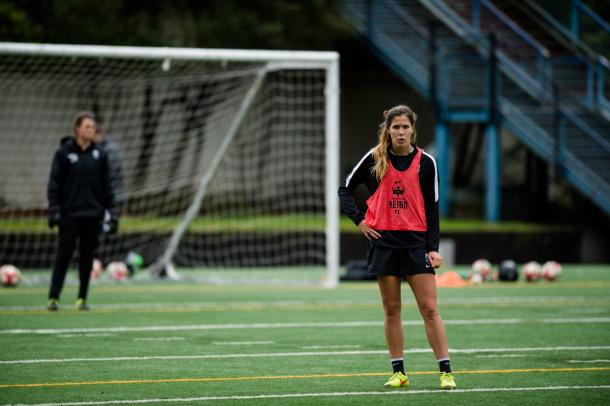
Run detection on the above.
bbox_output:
[47,111,117,311]
[94,125,124,208]
[338,105,456,390]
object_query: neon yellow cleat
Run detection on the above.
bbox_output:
[47,299,59,311]
[384,371,409,388]
[75,298,89,311]
[440,372,456,389]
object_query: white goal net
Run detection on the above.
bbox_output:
[0,43,339,286]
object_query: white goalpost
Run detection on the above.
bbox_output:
[0,42,340,288]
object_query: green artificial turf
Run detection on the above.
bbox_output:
[1,265,609,405]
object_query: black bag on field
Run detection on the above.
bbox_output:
[498,259,519,282]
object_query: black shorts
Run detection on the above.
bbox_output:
[367,245,435,277]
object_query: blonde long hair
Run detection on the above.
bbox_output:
[371,105,418,181]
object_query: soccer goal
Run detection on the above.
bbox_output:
[0,42,340,287]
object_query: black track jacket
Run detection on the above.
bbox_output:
[47,137,115,219]
[338,147,440,252]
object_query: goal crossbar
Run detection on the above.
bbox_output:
[0,42,338,65]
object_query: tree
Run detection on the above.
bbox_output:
[0,0,353,50]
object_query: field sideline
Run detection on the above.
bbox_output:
[1,265,609,405]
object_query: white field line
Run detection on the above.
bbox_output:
[212,341,274,346]
[0,321,378,335]
[133,337,185,342]
[568,360,610,363]
[3,317,610,335]
[564,308,609,314]
[3,385,610,405]
[56,334,115,338]
[475,354,528,358]
[302,345,362,349]
[540,318,610,323]
[2,345,610,365]
[1,295,608,311]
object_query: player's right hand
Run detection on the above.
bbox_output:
[102,209,119,234]
[358,220,381,241]
[48,209,61,229]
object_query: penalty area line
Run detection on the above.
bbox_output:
[3,385,610,405]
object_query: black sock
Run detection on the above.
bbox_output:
[391,358,404,374]
[438,358,451,373]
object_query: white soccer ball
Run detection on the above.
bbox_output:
[107,261,128,281]
[0,264,22,287]
[470,272,483,285]
[522,261,542,282]
[471,258,492,281]
[541,261,562,281]
[91,258,103,280]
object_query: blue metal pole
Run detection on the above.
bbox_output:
[552,84,566,178]
[586,59,594,107]
[472,0,481,33]
[435,121,450,217]
[570,0,580,41]
[485,124,500,222]
[596,59,607,109]
[485,32,500,222]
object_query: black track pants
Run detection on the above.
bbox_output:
[48,217,101,301]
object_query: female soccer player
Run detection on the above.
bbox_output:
[338,105,456,389]
[47,111,117,311]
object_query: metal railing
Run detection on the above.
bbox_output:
[570,0,610,46]
[345,0,433,96]
[524,0,610,118]
[472,0,552,87]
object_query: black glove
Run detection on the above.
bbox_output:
[48,208,61,229]
[102,209,119,234]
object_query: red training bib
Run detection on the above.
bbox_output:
[365,148,427,231]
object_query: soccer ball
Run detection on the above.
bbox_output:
[107,261,128,281]
[541,261,562,281]
[125,251,144,277]
[91,258,103,279]
[470,272,483,285]
[471,258,492,281]
[0,264,22,287]
[522,261,542,282]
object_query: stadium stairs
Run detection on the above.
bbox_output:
[343,0,610,218]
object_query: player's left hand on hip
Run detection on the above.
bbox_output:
[427,251,443,268]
